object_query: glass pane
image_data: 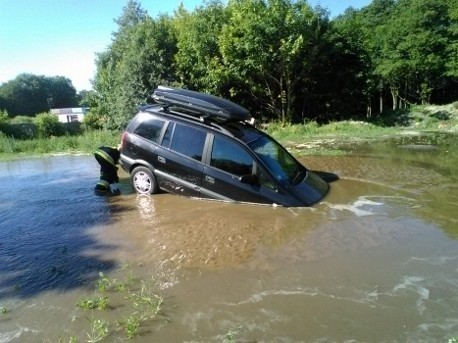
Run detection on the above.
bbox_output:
[249,136,302,185]
[211,136,253,176]
[133,118,166,143]
[170,124,206,161]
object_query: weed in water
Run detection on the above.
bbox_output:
[77,295,109,310]
[86,317,109,343]
[96,272,128,292]
[68,271,163,341]
[223,327,245,343]
[118,315,141,339]
[129,280,163,321]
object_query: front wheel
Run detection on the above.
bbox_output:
[131,166,159,194]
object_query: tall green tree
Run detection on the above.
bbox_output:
[355,0,396,114]
[173,0,228,93]
[220,0,326,123]
[0,74,78,116]
[445,0,458,78]
[375,0,453,107]
[91,1,177,129]
[316,9,371,119]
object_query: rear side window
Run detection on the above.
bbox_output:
[170,123,206,161]
[133,117,166,143]
[210,135,253,176]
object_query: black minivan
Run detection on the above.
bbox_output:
[120,86,330,207]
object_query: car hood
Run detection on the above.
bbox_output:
[288,170,330,206]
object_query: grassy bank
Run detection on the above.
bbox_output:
[0,130,121,161]
[265,103,458,141]
[0,103,457,161]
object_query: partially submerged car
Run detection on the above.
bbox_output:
[120,86,330,207]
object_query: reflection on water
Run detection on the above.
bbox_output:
[0,134,457,342]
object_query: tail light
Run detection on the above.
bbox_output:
[120,131,127,150]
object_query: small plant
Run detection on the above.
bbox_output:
[129,280,163,321]
[96,272,127,292]
[86,317,109,343]
[69,271,163,341]
[0,306,8,314]
[449,337,457,343]
[116,314,142,338]
[77,295,108,310]
[223,327,242,343]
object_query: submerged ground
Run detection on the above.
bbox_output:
[0,130,456,342]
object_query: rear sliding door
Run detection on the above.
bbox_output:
[155,122,207,197]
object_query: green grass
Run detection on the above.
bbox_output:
[0,130,121,161]
[1,102,456,161]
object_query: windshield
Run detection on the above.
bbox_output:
[248,135,304,186]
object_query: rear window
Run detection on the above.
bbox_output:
[133,117,166,143]
[170,123,206,161]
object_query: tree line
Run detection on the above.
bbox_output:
[0,74,82,116]
[1,0,457,130]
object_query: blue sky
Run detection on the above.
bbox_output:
[0,0,370,92]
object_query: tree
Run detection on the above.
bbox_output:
[173,1,228,94]
[354,0,396,114]
[445,0,458,78]
[373,0,453,108]
[91,0,178,129]
[113,0,148,37]
[0,74,78,116]
[220,0,327,123]
[318,10,371,119]
[111,15,177,128]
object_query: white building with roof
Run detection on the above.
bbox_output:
[51,107,89,123]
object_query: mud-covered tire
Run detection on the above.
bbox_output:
[131,166,159,194]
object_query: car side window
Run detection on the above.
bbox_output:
[133,118,166,143]
[210,135,253,176]
[170,123,206,161]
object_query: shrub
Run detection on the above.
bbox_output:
[35,112,63,138]
[0,110,8,131]
[83,111,105,130]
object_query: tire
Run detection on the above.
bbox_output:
[130,166,159,194]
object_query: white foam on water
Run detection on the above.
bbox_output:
[231,287,321,306]
[325,195,420,217]
[418,318,458,335]
[392,276,430,314]
[326,196,384,217]
[0,326,40,343]
[408,255,458,266]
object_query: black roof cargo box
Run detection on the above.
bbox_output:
[152,86,251,122]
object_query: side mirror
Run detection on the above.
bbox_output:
[239,174,257,184]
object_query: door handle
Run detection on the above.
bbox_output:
[157,156,166,163]
[205,175,215,184]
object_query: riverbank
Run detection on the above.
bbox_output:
[0,102,457,161]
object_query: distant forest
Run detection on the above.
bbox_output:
[1,0,457,129]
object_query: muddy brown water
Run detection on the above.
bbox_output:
[0,133,457,342]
